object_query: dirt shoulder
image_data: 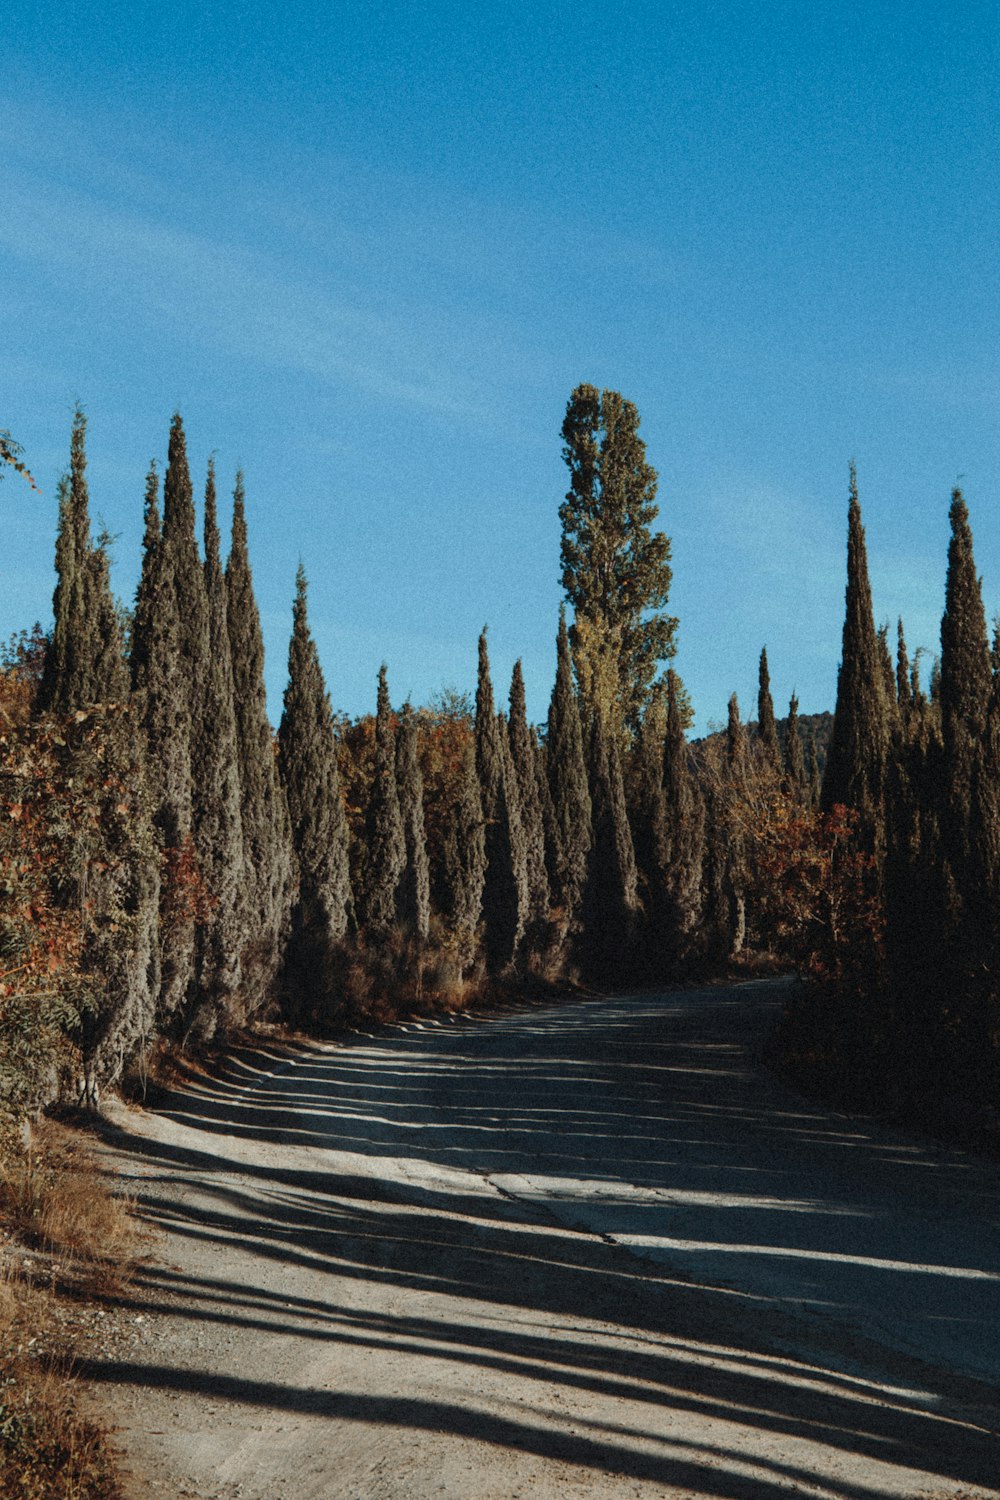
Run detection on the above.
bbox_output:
[88,984,1000,1499]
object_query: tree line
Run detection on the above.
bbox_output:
[1,394,996,1133]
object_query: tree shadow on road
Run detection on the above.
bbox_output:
[88,982,1000,1497]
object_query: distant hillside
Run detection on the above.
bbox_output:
[695,710,834,775]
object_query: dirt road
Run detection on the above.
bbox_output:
[91,979,1000,1498]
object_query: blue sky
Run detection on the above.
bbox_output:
[3,0,999,732]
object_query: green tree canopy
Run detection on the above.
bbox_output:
[560,383,676,742]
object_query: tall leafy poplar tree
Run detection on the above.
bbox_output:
[277,568,352,1004]
[226,473,294,1012]
[475,630,528,972]
[42,406,127,711]
[360,665,406,934]
[546,607,592,920]
[560,384,676,741]
[757,648,780,767]
[396,703,431,941]
[822,465,890,855]
[191,459,244,1023]
[508,660,549,926]
[939,488,992,926]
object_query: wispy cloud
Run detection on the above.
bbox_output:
[2,167,501,417]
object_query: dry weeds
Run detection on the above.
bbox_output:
[0,1118,136,1498]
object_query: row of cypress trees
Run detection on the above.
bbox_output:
[32,405,890,1104]
[804,467,1000,1108]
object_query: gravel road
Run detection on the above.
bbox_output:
[90,978,1000,1498]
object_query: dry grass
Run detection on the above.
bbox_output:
[0,1119,136,1498]
[0,1119,138,1288]
[0,1257,126,1500]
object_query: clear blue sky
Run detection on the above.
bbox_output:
[4,0,999,732]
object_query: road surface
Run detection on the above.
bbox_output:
[91,979,1000,1498]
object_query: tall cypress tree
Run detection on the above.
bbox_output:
[757,648,780,767]
[42,407,127,711]
[162,413,212,1029]
[439,737,486,958]
[190,459,244,1026]
[41,413,158,1085]
[396,703,431,941]
[939,488,992,923]
[807,733,823,808]
[277,568,352,1008]
[546,607,592,921]
[783,693,806,792]
[660,669,703,963]
[131,462,161,694]
[727,692,746,768]
[629,682,667,915]
[896,618,912,715]
[508,660,550,927]
[475,630,528,972]
[130,423,196,1023]
[359,665,406,934]
[226,472,294,1013]
[715,693,749,956]
[582,704,638,974]
[822,464,889,856]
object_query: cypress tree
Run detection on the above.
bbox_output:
[822,464,889,856]
[42,473,77,710]
[277,568,353,1006]
[535,735,563,901]
[39,415,158,1086]
[721,693,749,955]
[163,414,212,1029]
[940,489,991,833]
[226,472,294,1013]
[475,630,528,972]
[439,737,486,956]
[878,623,898,731]
[42,407,127,711]
[162,414,210,721]
[131,463,161,693]
[582,705,638,974]
[546,607,592,920]
[508,660,550,926]
[757,648,780,767]
[189,459,244,1027]
[726,692,746,768]
[808,733,823,808]
[939,488,992,933]
[130,421,198,1023]
[396,702,431,941]
[629,683,667,910]
[359,665,406,934]
[783,693,806,792]
[660,668,704,962]
[896,618,912,714]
